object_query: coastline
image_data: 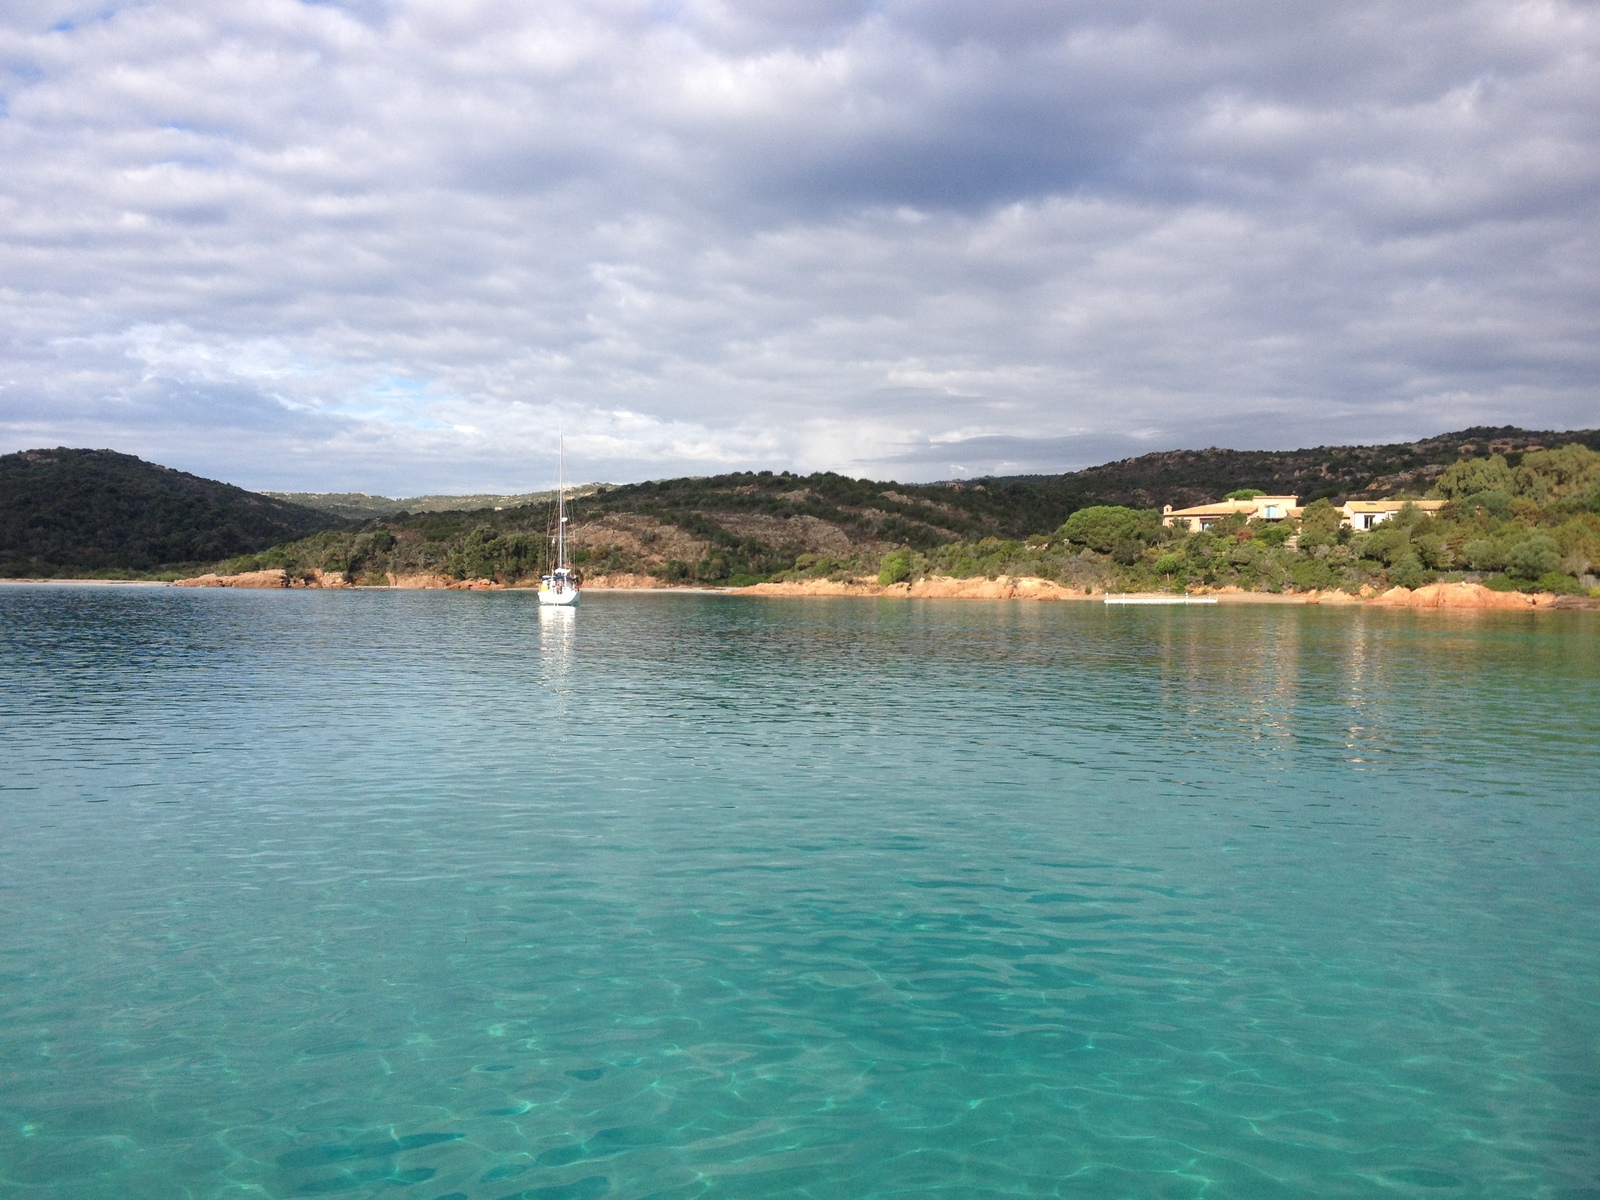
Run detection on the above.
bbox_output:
[734,577,1593,609]
[11,570,1592,610]
[0,577,172,587]
[141,569,1599,609]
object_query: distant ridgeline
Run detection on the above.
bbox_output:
[0,448,344,577]
[6,426,1600,593]
[987,424,1600,510]
[262,485,609,521]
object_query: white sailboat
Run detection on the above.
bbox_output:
[538,438,581,607]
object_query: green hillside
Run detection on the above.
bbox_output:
[209,426,1600,595]
[0,448,346,577]
[990,425,1600,511]
[214,467,1102,586]
[10,426,1599,589]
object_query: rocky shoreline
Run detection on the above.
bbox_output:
[162,569,1598,610]
[171,568,499,590]
[735,577,1594,609]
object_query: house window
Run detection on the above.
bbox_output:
[1263,504,1279,519]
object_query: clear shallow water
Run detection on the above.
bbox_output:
[1,587,1597,1200]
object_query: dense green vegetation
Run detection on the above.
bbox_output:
[838,444,1600,597]
[217,515,553,585]
[992,424,1600,511]
[210,441,1600,599]
[213,468,1077,586]
[0,448,345,577]
[577,469,1072,542]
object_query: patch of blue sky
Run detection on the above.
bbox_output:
[296,0,392,25]
[49,9,121,34]
[642,1,684,25]
[319,376,454,429]
[372,375,431,396]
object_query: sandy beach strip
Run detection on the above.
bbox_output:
[49,569,1590,610]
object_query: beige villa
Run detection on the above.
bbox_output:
[1338,499,1446,530]
[1162,495,1301,532]
[1162,493,1447,534]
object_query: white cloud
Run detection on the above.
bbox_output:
[0,0,1595,491]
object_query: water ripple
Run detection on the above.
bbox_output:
[0,588,1596,1198]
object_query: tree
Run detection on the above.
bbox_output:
[1296,498,1342,550]
[1389,553,1426,589]
[1435,455,1515,500]
[1462,539,1502,571]
[1536,571,1585,595]
[877,549,913,586]
[1227,540,1259,566]
[1111,538,1143,565]
[1412,533,1451,570]
[1518,445,1600,498]
[1250,519,1293,547]
[1460,490,1513,518]
[1291,558,1334,590]
[1506,534,1560,580]
[1058,506,1153,553]
[1359,524,1410,565]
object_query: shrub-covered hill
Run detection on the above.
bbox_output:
[212,428,1600,594]
[0,448,347,576]
[24,424,1597,587]
[214,469,1049,587]
[895,443,1600,599]
[992,425,1600,512]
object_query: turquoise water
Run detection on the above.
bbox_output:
[1,588,1597,1200]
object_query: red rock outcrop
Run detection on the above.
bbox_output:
[172,569,331,589]
[1373,582,1551,609]
[741,575,1098,600]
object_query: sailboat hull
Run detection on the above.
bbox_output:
[543,436,578,608]
[538,587,580,607]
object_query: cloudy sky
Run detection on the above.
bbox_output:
[1,0,1596,492]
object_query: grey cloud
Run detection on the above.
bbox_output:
[0,0,1595,493]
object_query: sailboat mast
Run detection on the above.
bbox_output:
[556,435,566,571]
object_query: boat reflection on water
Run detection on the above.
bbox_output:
[538,600,576,685]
